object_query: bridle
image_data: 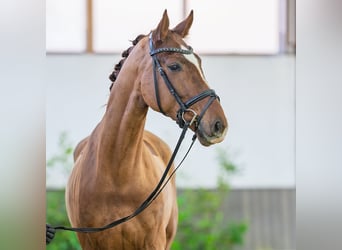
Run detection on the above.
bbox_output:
[149,33,219,129]
[46,33,220,243]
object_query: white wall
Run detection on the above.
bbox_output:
[47,54,295,189]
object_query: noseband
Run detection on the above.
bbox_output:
[149,33,219,129]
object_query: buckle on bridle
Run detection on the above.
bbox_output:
[183,109,198,126]
[177,108,198,128]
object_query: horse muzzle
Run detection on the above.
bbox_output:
[196,118,228,146]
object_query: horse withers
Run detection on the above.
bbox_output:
[66,10,228,250]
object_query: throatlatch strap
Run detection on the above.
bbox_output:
[152,58,165,114]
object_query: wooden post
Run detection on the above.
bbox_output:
[86,0,93,53]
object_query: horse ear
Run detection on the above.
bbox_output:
[153,10,170,44]
[172,10,194,38]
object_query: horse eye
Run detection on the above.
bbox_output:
[167,63,182,72]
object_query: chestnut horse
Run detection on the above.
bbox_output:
[66,10,228,249]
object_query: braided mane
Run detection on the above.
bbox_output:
[108,34,146,91]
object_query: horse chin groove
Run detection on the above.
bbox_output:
[196,127,227,147]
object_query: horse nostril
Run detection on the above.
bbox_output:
[213,120,223,135]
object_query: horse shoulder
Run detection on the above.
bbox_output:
[73,136,89,161]
[143,130,172,164]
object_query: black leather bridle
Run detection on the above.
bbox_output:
[149,33,219,129]
[46,33,221,243]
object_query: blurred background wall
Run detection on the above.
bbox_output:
[46,54,295,189]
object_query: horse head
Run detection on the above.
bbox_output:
[135,10,228,146]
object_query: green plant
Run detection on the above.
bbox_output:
[46,131,73,173]
[46,190,81,250]
[47,132,80,250]
[171,149,248,250]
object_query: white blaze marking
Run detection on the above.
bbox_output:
[181,45,208,84]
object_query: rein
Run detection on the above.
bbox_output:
[47,123,195,238]
[46,34,219,244]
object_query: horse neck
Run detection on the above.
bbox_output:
[96,51,149,180]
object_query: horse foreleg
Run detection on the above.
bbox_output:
[165,203,178,250]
